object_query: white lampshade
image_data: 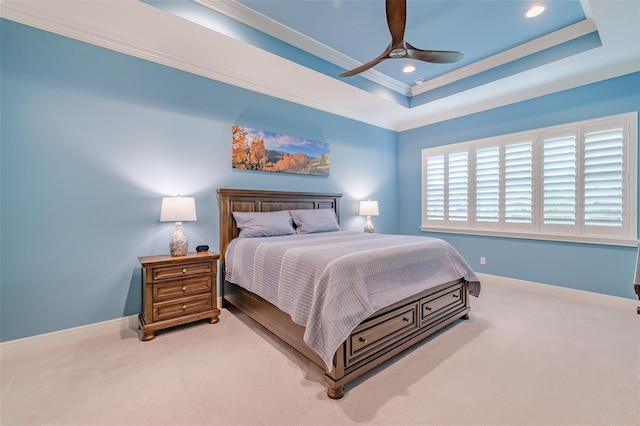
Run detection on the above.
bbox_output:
[359,200,379,216]
[160,196,197,222]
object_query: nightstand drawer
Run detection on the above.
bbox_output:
[152,261,213,281]
[153,276,212,301]
[153,294,212,322]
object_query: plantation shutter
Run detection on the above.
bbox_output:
[448,152,468,221]
[421,113,635,244]
[584,128,623,227]
[425,155,445,221]
[543,136,576,225]
[505,142,533,224]
[476,146,500,223]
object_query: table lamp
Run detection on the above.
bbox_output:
[160,196,197,256]
[359,200,379,233]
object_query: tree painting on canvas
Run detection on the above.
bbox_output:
[232,125,330,176]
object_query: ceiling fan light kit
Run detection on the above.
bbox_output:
[339,0,464,77]
[525,4,546,18]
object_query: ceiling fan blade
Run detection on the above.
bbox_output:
[386,0,406,47]
[338,0,462,77]
[339,46,393,77]
[406,42,464,63]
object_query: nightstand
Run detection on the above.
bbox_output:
[138,252,220,341]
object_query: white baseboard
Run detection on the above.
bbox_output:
[1,297,225,360]
[477,273,639,311]
[0,315,140,360]
[2,284,635,361]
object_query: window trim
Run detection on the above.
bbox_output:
[420,112,638,247]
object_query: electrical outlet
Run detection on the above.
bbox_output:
[480,256,486,265]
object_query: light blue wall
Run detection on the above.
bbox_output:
[0,20,398,341]
[2,18,637,342]
[398,72,640,299]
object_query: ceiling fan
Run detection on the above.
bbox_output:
[339,0,464,77]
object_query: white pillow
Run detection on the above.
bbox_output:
[290,209,340,234]
[233,211,295,238]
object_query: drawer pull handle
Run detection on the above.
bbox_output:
[453,294,459,299]
[182,268,187,274]
[358,337,367,344]
[182,304,187,310]
[182,286,187,291]
[402,317,410,322]
[425,306,432,312]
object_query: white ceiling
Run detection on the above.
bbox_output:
[1,0,639,131]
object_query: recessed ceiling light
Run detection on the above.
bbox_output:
[525,4,546,18]
[403,65,416,73]
[415,78,424,85]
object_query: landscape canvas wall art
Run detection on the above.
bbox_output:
[232,125,330,176]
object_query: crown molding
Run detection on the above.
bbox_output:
[411,18,598,96]
[194,0,410,95]
[1,0,637,133]
[0,0,403,129]
[398,57,640,131]
[195,0,598,99]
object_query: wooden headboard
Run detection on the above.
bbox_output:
[217,188,342,297]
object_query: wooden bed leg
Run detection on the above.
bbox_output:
[327,385,345,399]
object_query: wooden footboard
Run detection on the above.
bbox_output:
[224,277,470,398]
[217,188,472,398]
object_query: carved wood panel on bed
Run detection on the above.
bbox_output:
[217,188,471,399]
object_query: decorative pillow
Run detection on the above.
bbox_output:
[290,209,340,234]
[232,210,295,238]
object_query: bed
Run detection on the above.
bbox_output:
[218,188,480,398]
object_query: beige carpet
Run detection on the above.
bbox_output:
[2,277,639,425]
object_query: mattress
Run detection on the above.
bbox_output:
[225,230,480,370]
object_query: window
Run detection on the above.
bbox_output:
[476,146,500,224]
[584,127,624,228]
[505,142,532,224]
[425,155,444,221]
[421,112,637,246]
[542,134,576,227]
[448,152,469,222]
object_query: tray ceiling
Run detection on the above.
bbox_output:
[1,0,638,130]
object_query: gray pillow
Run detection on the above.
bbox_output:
[290,209,340,234]
[233,211,295,238]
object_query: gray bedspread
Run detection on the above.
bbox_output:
[225,231,480,370]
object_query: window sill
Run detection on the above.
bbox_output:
[419,226,639,247]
